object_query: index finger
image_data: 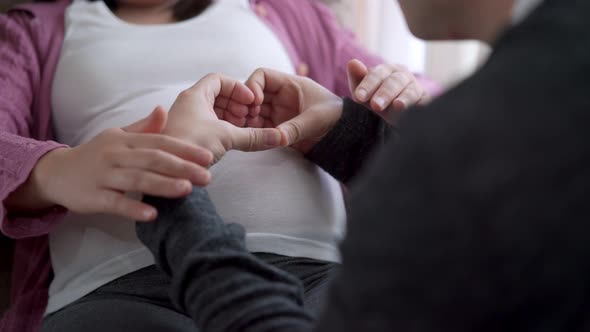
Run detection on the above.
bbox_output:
[186,73,255,106]
[126,133,213,167]
[245,68,295,106]
[347,59,369,101]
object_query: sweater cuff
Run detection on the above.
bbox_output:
[306,98,390,184]
[0,133,68,239]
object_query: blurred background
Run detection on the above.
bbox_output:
[324,0,490,88]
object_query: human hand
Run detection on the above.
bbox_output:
[244,68,343,154]
[162,73,283,163]
[347,59,430,124]
[32,107,213,221]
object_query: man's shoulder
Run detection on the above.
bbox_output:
[426,0,590,138]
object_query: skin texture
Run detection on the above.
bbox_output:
[5,108,212,221]
[163,74,283,162]
[397,0,516,43]
[245,68,344,154]
[347,59,429,122]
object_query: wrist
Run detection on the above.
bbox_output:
[33,147,70,207]
[329,98,344,121]
[5,147,69,212]
[292,98,343,155]
[317,97,344,138]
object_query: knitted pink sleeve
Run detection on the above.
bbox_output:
[0,12,67,239]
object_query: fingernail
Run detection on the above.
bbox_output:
[264,129,282,147]
[202,171,211,184]
[177,181,191,192]
[374,97,386,110]
[277,127,289,146]
[395,99,407,111]
[357,88,368,101]
[143,209,156,220]
[194,169,211,184]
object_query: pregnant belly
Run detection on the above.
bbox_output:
[207,148,346,243]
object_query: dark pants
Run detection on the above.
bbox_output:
[42,254,337,332]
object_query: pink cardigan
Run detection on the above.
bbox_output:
[0,1,437,331]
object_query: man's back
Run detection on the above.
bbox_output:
[323,0,590,330]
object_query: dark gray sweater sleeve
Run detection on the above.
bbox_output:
[306,98,394,184]
[137,189,314,332]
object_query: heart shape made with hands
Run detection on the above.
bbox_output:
[243,68,344,154]
[160,74,283,164]
[162,70,343,159]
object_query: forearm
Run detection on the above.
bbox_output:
[306,98,394,184]
[137,188,314,332]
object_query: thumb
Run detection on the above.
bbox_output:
[229,127,283,152]
[277,104,336,146]
[122,106,168,134]
[347,59,368,102]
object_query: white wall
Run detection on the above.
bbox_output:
[352,0,426,73]
[424,41,490,87]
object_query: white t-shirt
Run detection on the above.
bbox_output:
[47,0,346,315]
